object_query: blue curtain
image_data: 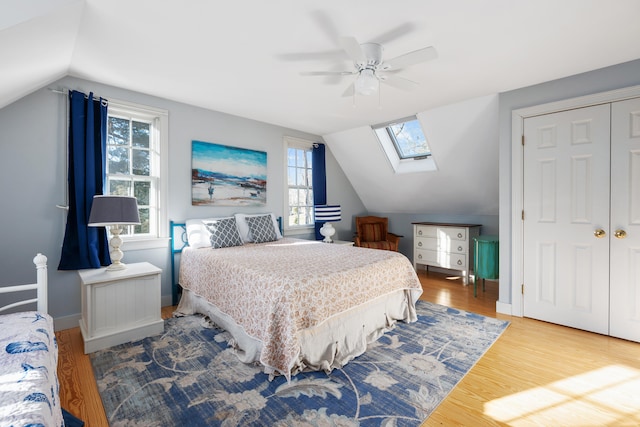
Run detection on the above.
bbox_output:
[58,91,111,270]
[312,143,327,240]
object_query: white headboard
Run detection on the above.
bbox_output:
[0,253,48,314]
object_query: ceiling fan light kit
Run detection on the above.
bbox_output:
[355,69,379,95]
[300,33,438,99]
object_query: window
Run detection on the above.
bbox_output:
[106,100,168,244]
[284,137,314,231]
[373,115,437,174]
[374,116,430,159]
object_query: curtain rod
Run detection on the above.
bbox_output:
[49,88,108,105]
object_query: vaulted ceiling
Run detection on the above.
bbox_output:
[3,0,640,137]
[4,1,640,217]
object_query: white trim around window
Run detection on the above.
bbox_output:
[108,98,169,250]
[283,136,316,236]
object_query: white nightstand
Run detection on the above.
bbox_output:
[78,262,164,353]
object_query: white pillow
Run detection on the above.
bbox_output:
[234,213,282,243]
[186,217,240,248]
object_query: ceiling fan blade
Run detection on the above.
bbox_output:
[341,82,355,98]
[382,46,438,71]
[379,74,419,91]
[300,70,355,76]
[339,36,367,64]
[310,10,341,45]
[372,22,416,45]
[276,50,344,62]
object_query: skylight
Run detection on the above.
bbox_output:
[381,117,431,159]
[373,115,437,174]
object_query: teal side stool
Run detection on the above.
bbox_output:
[473,235,499,297]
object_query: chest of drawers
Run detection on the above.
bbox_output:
[412,222,481,284]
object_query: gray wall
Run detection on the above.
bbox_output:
[498,58,640,307]
[0,75,364,329]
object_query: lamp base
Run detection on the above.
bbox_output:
[107,226,128,270]
[106,262,127,271]
[319,222,336,243]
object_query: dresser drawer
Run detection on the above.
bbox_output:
[415,249,467,269]
[439,227,467,241]
[415,225,437,238]
[415,236,437,251]
[415,236,467,254]
[415,225,467,241]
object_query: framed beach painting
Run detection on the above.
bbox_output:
[191,140,267,206]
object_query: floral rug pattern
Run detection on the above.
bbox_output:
[90,301,509,426]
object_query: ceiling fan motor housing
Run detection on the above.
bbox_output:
[359,43,383,68]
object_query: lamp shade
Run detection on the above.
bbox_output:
[315,205,341,222]
[88,195,141,226]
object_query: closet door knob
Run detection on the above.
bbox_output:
[614,229,627,239]
[594,229,606,238]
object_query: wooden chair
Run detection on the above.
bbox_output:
[354,216,401,251]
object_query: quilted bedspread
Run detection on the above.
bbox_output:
[0,311,63,427]
[179,238,423,378]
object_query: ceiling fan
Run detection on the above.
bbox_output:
[301,36,438,97]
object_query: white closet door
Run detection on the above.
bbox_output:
[523,104,611,335]
[610,98,640,342]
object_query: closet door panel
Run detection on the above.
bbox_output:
[523,104,611,335]
[610,98,640,343]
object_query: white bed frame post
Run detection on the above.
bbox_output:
[0,253,48,314]
[34,253,48,313]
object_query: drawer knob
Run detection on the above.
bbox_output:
[418,254,422,259]
[457,233,463,238]
[418,230,422,235]
[458,246,463,252]
[457,260,462,265]
[418,241,422,247]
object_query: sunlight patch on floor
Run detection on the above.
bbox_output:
[484,364,640,425]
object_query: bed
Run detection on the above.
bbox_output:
[0,254,65,427]
[171,214,423,380]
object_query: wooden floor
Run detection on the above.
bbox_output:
[56,271,640,426]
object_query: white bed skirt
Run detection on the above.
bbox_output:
[175,288,417,378]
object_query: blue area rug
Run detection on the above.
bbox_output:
[90,301,509,426]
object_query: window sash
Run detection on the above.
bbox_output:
[106,100,167,241]
[284,137,315,230]
[374,116,431,160]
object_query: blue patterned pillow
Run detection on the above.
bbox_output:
[246,215,278,243]
[203,217,243,248]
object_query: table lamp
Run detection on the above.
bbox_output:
[315,205,341,243]
[88,195,141,270]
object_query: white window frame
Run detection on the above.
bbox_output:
[283,136,316,235]
[373,115,438,174]
[107,99,169,250]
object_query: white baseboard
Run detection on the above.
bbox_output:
[161,294,173,307]
[54,313,81,332]
[54,295,175,332]
[496,300,513,316]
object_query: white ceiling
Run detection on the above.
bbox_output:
[3,0,640,137]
